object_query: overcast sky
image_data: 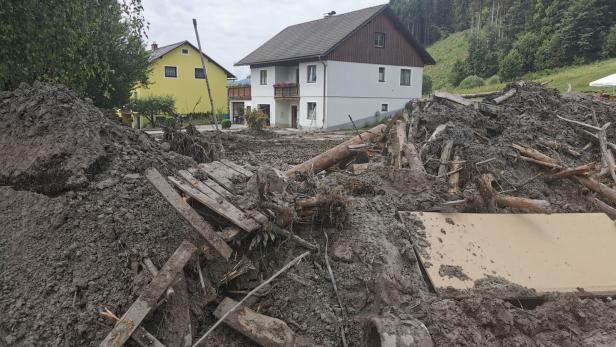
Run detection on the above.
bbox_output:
[143,0,386,79]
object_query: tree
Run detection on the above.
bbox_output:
[422,74,433,95]
[449,59,470,87]
[131,96,175,128]
[466,24,500,78]
[603,24,616,58]
[0,0,150,108]
[499,49,524,81]
[512,32,541,72]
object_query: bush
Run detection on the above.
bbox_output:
[422,74,433,95]
[485,75,501,85]
[449,59,470,87]
[245,110,268,130]
[458,75,485,89]
[221,119,232,129]
[603,24,616,58]
[499,49,525,81]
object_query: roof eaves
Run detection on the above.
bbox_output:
[148,40,237,79]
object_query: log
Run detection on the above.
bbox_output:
[393,120,408,169]
[434,91,474,106]
[402,143,427,175]
[577,128,616,152]
[574,176,616,205]
[494,195,551,213]
[99,241,197,347]
[545,162,595,182]
[438,140,454,176]
[511,143,560,164]
[509,153,563,169]
[145,168,232,260]
[539,138,582,157]
[213,297,296,347]
[594,198,616,221]
[556,115,602,132]
[460,90,500,98]
[286,123,386,179]
[493,89,516,104]
[448,154,462,194]
[597,123,616,184]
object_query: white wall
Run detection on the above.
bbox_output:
[324,60,423,128]
[250,66,276,125]
[297,61,326,128]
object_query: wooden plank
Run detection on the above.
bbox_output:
[145,168,233,260]
[219,159,254,177]
[199,162,238,192]
[99,241,198,347]
[168,176,261,232]
[434,91,474,107]
[402,212,616,296]
[220,226,243,242]
[183,169,269,225]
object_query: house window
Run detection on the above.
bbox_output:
[164,66,177,78]
[260,70,267,85]
[307,65,317,83]
[378,67,386,82]
[381,104,388,112]
[375,32,385,48]
[400,69,412,86]
[181,48,189,55]
[194,68,205,79]
[307,102,317,120]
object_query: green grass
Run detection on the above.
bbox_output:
[452,57,616,95]
[425,31,469,91]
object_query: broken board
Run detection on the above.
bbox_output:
[403,212,616,295]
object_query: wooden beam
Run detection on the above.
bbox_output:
[168,176,260,233]
[438,140,454,176]
[199,161,240,192]
[434,91,474,107]
[493,89,516,104]
[219,159,254,177]
[145,168,233,260]
[99,241,198,347]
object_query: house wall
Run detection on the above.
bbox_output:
[135,43,230,114]
[326,11,425,67]
[324,60,422,128]
[296,61,326,128]
[250,66,276,125]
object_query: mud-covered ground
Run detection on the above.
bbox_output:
[2,82,616,347]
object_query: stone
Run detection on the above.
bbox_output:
[332,243,353,262]
[160,142,171,152]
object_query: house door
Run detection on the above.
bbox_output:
[291,105,298,128]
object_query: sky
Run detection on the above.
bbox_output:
[143,0,386,79]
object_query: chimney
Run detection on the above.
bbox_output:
[323,11,336,18]
[151,42,158,50]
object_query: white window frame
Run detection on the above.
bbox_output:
[260,70,267,85]
[375,32,385,48]
[164,65,178,78]
[194,67,205,79]
[307,102,317,120]
[307,65,317,83]
[181,48,189,55]
[378,67,386,82]
[381,104,388,112]
[400,69,412,86]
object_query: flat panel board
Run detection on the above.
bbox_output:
[405,212,616,295]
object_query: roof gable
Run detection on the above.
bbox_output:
[236,4,434,66]
[149,41,236,79]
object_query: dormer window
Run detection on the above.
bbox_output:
[181,48,189,55]
[375,32,385,48]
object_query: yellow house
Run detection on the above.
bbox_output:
[135,41,236,114]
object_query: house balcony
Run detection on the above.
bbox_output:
[273,82,299,100]
[228,85,251,100]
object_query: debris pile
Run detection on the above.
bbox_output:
[2,81,616,347]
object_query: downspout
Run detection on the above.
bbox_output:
[319,55,327,129]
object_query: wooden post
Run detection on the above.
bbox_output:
[438,140,454,176]
[449,153,462,194]
[192,19,219,130]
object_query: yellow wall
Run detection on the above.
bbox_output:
[136,43,230,114]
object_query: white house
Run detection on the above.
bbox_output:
[235,4,435,130]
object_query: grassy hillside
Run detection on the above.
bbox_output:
[453,57,616,94]
[424,31,469,91]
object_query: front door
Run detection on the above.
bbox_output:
[291,105,298,128]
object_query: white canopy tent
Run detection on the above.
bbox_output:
[589,73,616,87]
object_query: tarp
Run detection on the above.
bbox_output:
[589,73,616,87]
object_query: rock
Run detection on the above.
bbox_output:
[332,243,353,262]
[362,313,433,347]
[96,178,118,190]
[123,173,141,180]
[160,142,171,152]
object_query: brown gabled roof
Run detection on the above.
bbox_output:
[236,4,435,66]
[149,41,236,79]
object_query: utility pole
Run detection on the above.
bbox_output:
[192,18,219,130]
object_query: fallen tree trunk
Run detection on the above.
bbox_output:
[448,154,462,194]
[545,162,595,182]
[286,124,386,179]
[574,176,616,205]
[393,120,408,169]
[594,198,616,220]
[597,123,616,184]
[478,173,550,213]
[434,91,474,106]
[214,297,296,346]
[438,140,454,176]
[493,89,516,104]
[511,143,560,164]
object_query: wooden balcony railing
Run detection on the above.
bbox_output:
[228,85,251,100]
[274,83,299,99]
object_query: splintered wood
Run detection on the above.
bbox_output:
[100,241,197,347]
[401,212,616,296]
